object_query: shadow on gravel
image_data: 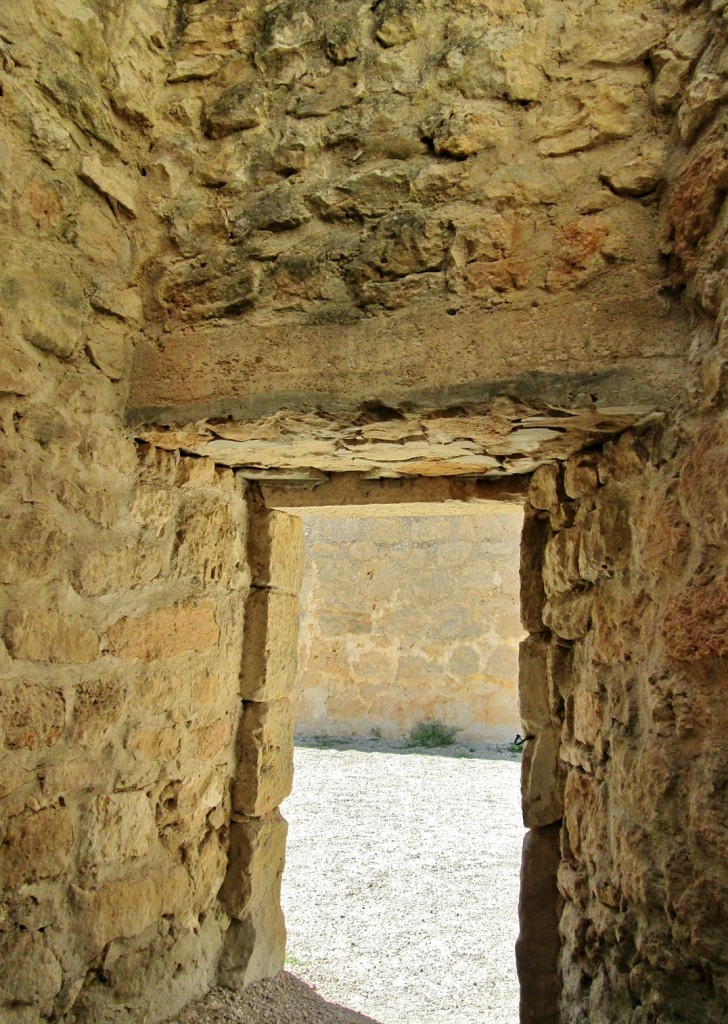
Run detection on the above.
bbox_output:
[171,974,384,1024]
[295,736,522,762]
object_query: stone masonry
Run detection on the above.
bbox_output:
[1,0,727,1022]
[294,509,523,742]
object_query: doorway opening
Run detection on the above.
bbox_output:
[272,494,525,1023]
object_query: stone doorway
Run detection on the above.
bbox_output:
[219,473,561,1021]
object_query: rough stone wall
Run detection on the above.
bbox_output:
[517,4,728,1017]
[0,4,256,1021]
[293,511,523,741]
[131,0,689,422]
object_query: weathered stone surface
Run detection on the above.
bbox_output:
[0,681,66,750]
[232,700,294,817]
[293,509,524,741]
[240,591,301,703]
[105,602,220,661]
[219,812,287,921]
[5,608,99,664]
[248,510,304,594]
[516,825,562,1024]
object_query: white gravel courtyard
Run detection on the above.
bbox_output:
[281,739,525,1024]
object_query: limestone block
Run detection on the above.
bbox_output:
[81,792,158,873]
[530,464,561,511]
[577,497,631,582]
[85,320,131,382]
[105,601,220,661]
[156,768,226,838]
[241,591,300,702]
[71,674,126,741]
[173,496,247,588]
[0,808,74,889]
[73,865,192,952]
[21,303,79,360]
[563,454,600,499]
[78,154,138,217]
[218,906,286,991]
[522,723,564,828]
[520,509,549,634]
[572,689,605,748]
[519,636,550,736]
[5,608,99,664]
[0,337,43,396]
[203,81,264,138]
[249,510,304,594]
[219,811,288,920]
[193,716,235,760]
[543,528,581,597]
[0,930,63,1019]
[516,825,562,1024]
[0,680,66,749]
[543,591,593,641]
[232,700,294,817]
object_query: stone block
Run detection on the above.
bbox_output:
[0,930,63,1018]
[73,865,191,952]
[522,724,564,828]
[248,511,304,594]
[0,680,66,750]
[219,811,288,920]
[0,808,74,889]
[5,608,99,664]
[519,637,550,735]
[193,716,235,761]
[173,495,248,588]
[71,674,126,741]
[572,689,605,748]
[81,792,158,873]
[78,154,137,217]
[232,700,294,817]
[240,591,300,702]
[563,454,600,499]
[543,591,593,642]
[217,907,286,991]
[520,508,549,634]
[530,465,561,511]
[516,825,562,1024]
[106,601,220,661]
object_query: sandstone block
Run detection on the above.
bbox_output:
[219,811,288,920]
[5,608,99,664]
[82,792,157,874]
[71,674,126,741]
[79,154,137,217]
[106,601,220,661]
[519,636,550,735]
[203,81,264,138]
[516,825,562,1024]
[0,930,63,1018]
[522,724,564,828]
[232,700,294,817]
[85,320,131,381]
[241,591,300,702]
[530,464,561,511]
[572,689,605,748]
[0,680,65,750]
[217,907,286,990]
[0,808,74,889]
[193,716,235,760]
[73,865,191,952]
[543,591,593,641]
[173,496,247,588]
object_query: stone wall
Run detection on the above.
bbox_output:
[293,510,523,742]
[0,4,261,1020]
[517,4,728,1017]
[131,0,689,430]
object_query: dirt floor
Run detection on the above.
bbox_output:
[171,739,524,1024]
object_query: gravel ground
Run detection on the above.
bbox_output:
[172,739,524,1024]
